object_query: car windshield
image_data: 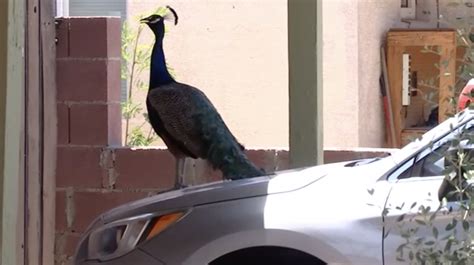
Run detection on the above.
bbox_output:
[391,111,474,165]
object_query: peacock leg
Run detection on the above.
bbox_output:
[175,157,186,189]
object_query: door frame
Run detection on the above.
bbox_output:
[0,0,56,264]
[25,0,57,264]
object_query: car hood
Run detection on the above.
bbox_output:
[99,161,350,224]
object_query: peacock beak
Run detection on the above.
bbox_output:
[140,17,149,24]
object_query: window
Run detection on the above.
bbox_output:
[396,122,474,180]
[413,142,450,177]
[69,0,127,18]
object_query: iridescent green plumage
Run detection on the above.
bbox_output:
[142,7,264,185]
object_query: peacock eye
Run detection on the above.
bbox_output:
[149,17,162,24]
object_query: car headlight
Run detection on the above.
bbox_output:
[87,211,185,261]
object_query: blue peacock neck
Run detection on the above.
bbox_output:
[149,36,174,89]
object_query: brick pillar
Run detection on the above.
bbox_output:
[56,17,121,146]
[55,17,122,265]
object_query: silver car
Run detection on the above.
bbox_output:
[74,111,474,265]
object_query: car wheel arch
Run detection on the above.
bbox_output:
[209,246,326,265]
[180,229,345,265]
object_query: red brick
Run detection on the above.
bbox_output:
[64,233,81,257]
[192,159,222,184]
[56,191,67,231]
[72,191,148,232]
[114,148,175,190]
[56,146,105,188]
[69,17,121,58]
[56,59,109,102]
[275,150,290,171]
[106,18,122,58]
[55,232,81,263]
[55,233,66,262]
[324,150,353,164]
[323,149,390,164]
[56,18,70,58]
[57,103,70,144]
[245,149,276,173]
[57,59,121,102]
[108,100,122,144]
[69,103,121,145]
[107,59,121,102]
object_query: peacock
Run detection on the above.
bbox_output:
[140,6,264,189]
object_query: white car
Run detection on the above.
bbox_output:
[74,110,474,265]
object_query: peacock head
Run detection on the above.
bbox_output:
[140,6,178,38]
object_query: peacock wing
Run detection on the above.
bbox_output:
[147,84,210,158]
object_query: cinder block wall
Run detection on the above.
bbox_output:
[53,17,392,265]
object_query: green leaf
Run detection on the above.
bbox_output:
[433,226,439,239]
[425,240,435,246]
[462,220,469,231]
[429,212,437,222]
[396,243,406,253]
[396,257,405,262]
[445,219,458,231]
[415,219,427,226]
[397,214,406,222]
[441,59,450,68]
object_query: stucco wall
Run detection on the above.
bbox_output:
[124,0,471,150]
[127,0,289,149]
[357,0,401,147]
[126,0,410,149]
[129,0,400,149]
[322,0,360,148]
[322,0,401,148]
[323,0,472,148]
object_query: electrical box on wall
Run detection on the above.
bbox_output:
[400,0,416,20]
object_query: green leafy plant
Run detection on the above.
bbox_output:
[390,13,473,259]
[390,123,474,265]
[417,14,474,117]
[121,6,170,146]
[377,4,474,263]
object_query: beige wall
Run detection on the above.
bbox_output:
[322,0,472,148]
[125,0,470,150]
[130,0,399,149]
[322,0,360,148]
[127,0,289,149]
[322,0,401,148]
[357,0,400,147]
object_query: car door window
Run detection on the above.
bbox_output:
[415,142,450,177]
[397,123,474,180]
